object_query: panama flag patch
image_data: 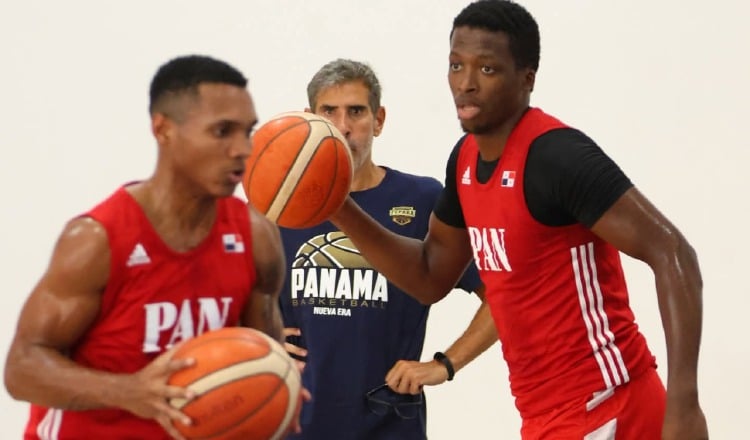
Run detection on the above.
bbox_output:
[500,170,516,187]
[222,233,245,253]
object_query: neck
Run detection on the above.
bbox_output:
[129,172,218,251]
[475,105,530,161]
[350,161,386,192]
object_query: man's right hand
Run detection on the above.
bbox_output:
[117,348,196,440]
[283,327,308,370]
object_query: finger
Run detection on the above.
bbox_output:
[163,384,197,401]
[158,414,188,440]
[409,380,423,395]
[284,342,308,358]
[385,360,407,384]
[283,327,302,338]
[301,387,312,402]
[156,400,193,427]
[166,357,196,373]
[294,359,306,373]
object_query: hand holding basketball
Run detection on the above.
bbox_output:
[115,346,196,440]
[167,327,302,440]
[243,111,353,229]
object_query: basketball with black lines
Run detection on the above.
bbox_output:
[167,327,301,440]
[292,231,371,269]
[243,111,353,229]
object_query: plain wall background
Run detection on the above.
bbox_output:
[1,0,747,438]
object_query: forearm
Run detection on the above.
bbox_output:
[244,292,284,343]
[331,198,457,303]
[443,301,497,373]
[5,343,126,411]
[654,239,703,399]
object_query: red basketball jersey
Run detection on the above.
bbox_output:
[455,108,655,418]
[25,186,257,440]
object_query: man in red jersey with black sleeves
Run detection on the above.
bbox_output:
[329,1,708,439]
[4,55,303,440]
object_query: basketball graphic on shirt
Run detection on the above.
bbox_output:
[292,231,371,269]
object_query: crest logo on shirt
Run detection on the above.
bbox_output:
[389,206,416,226]
[461,166,472,185]
[500,170,516,188]
[222,233,245,253]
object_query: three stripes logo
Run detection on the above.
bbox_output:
[570,242,629,389]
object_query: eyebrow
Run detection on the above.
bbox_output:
[318,104,368,112]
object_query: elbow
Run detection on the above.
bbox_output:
[415,288,450,306]
[649,232,703,288]
[4,361,24,402]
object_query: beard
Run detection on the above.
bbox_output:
[460,120,494,135]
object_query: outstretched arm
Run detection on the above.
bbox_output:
[331,198,474,304]
[386,285,497,394]
[242,206,286,343]
[3,218,193,439]
[591,187,707,440]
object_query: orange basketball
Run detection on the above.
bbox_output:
[243,111,353,229]
[168,327,302,440]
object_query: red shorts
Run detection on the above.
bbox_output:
[520,368,665,439]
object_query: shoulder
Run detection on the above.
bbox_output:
[384,168,443,203]
[387,168,443,190]
[48,216,110,280]
[529,128,601,168]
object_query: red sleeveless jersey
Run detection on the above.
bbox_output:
[25,186,257,440]
[455,108,655,418]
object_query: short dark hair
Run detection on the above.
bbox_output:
[149,55,247,116]
[452,0,540,71]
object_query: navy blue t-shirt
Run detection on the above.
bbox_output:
[280,167,481,440]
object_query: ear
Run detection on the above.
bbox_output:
[373,106,386,137]
[525,69,537,93]
[151,113,173,146]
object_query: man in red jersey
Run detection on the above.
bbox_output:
[329,1,708,439]
[4,55,299,440]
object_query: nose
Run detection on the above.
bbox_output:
[328,114,352,140]
[457,69,478,94]
[229,135,252,160]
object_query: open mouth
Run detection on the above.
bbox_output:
[457,105,480,120]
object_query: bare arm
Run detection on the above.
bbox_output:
[590,187,707,438]
[440,285,497,373]
[241,207,286,343]
[3,218,193,438]
[386,285,498,394]
[331,197,474,304]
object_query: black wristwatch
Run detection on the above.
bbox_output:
[433,351,455,381]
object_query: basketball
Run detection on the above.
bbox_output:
[242,111,353,229]
[292,231,370,269]
[167,327,302,440]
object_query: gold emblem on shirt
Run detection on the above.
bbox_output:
[389,206,416,225]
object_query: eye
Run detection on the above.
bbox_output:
[481,65,496,74]
[449,62,462,72]
[349,107,362,116]
[214,124,230,138]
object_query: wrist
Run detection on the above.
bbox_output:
[433,352,455,381]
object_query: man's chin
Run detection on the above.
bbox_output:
[460,121,490,135]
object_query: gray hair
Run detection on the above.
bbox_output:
[306,59,382,113]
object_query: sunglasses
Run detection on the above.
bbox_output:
[365,383,424,420]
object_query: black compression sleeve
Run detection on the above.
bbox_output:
[433,136,468,228]
[525,128,633,228]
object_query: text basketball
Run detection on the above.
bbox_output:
[243,111,352,228]
[168,327,301,440]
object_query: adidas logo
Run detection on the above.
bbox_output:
[461,166,471,185]
[126,243,151,267]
